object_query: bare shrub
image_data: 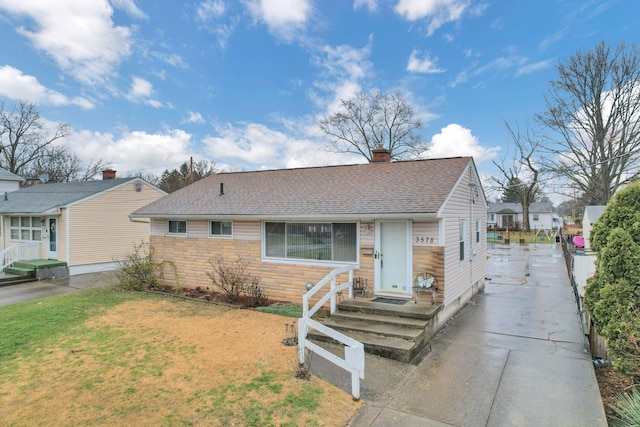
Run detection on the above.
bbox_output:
[116,242,177,291]
[207,255,262,305]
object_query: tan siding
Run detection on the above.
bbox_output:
[187,220,208,238]
[67,182,163,266]
[233,221,259,240]
[151,219,165,236]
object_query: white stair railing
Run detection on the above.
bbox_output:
[0,243,40,271]
[298,265,365,400]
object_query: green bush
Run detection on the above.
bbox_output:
[609,388,640,427]
[585,182,640,376]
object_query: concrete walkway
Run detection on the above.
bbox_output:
[309,243,606,426]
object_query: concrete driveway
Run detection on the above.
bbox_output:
[0,272,118,307]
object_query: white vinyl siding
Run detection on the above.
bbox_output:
[440,163,487,305]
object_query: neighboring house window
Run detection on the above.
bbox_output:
[167,220,187,235]
[264,222,357,263]
[210,221,232,237]
[489,213,494,221]
[533,214,539,221]
[459,219,466,261]
[10,216,42,241]
[476,220,481,243]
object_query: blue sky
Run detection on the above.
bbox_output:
[0,0,637,201]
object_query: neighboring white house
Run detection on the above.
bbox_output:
[582,205,606,251]
[487,202,554,230]
[0,167,23,194]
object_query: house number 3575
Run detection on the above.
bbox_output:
[415,236,434,244]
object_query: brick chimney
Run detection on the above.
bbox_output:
[371,147,391,163]
[102,168,117,180]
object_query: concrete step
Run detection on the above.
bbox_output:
[330,310,429,329]
[4,266,36,277]
[0,274,38,287]
[319,317,426,341]
[308,327,424,363]
[337,298,442,320]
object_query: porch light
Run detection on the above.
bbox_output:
[305,282,314,291]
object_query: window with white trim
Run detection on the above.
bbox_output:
[476,220,481,243]
[459,219,466,261]
[167,220,187,235]
[210,221,232,237]
[10,216,42,241]
[264,222,357,262]
[533,214,539,221]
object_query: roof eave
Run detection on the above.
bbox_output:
[130,212,439,221]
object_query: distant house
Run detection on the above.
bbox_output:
[0,167,23,194]
[0,169,166,275]
[582,205,606,251]
[131,152,488,318]
[487,202,554,230]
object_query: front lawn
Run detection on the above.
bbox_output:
[0,287,360,426]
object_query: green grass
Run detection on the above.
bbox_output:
[0,286,154,367]
[257,303,303,318]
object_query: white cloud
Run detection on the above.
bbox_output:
[203,122,360,170]
[196,0,226,21]
[126,76,162,108]
[353,0,378,12]
[0,65,94,109]
[407,50,444,73]
[394,0,471,36]
[424,123,500,163]
[516,59,554,76]
[183,111,206,124]
[0,0,134,86]
[66,128,194,175]
[109,0,147,19]
[244,0,312,41]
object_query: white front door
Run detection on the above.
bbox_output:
[374,220,412,296]
[47,218,58,259]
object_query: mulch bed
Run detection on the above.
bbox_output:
[595,365,638,418]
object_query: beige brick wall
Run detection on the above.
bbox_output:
[151,235,365,303]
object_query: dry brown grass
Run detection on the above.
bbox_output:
[0,298,361,426]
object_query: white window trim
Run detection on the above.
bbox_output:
[459,218,466,262]
[209,220,233,239]
[261,221,360,267]
[9,216,42,242]
[166,220,187,236]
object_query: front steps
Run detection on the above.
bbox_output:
[3,260,69,282]
[308,298,443,363]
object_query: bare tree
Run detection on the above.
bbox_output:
[491,120,542,232]
[0,101,70,177]
[537,41,640,205]
[29,148,109,183]
[318,91,426,161]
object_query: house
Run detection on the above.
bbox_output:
[0,167,23,193]
[487,202,554,230]
[0,169,166,275]
[582,205,606,251]
[131,152,487,322]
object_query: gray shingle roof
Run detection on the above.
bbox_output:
[132,157,474,219]
[0,178,138,214]
[0,167,24,182]
[487,202,553,214]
